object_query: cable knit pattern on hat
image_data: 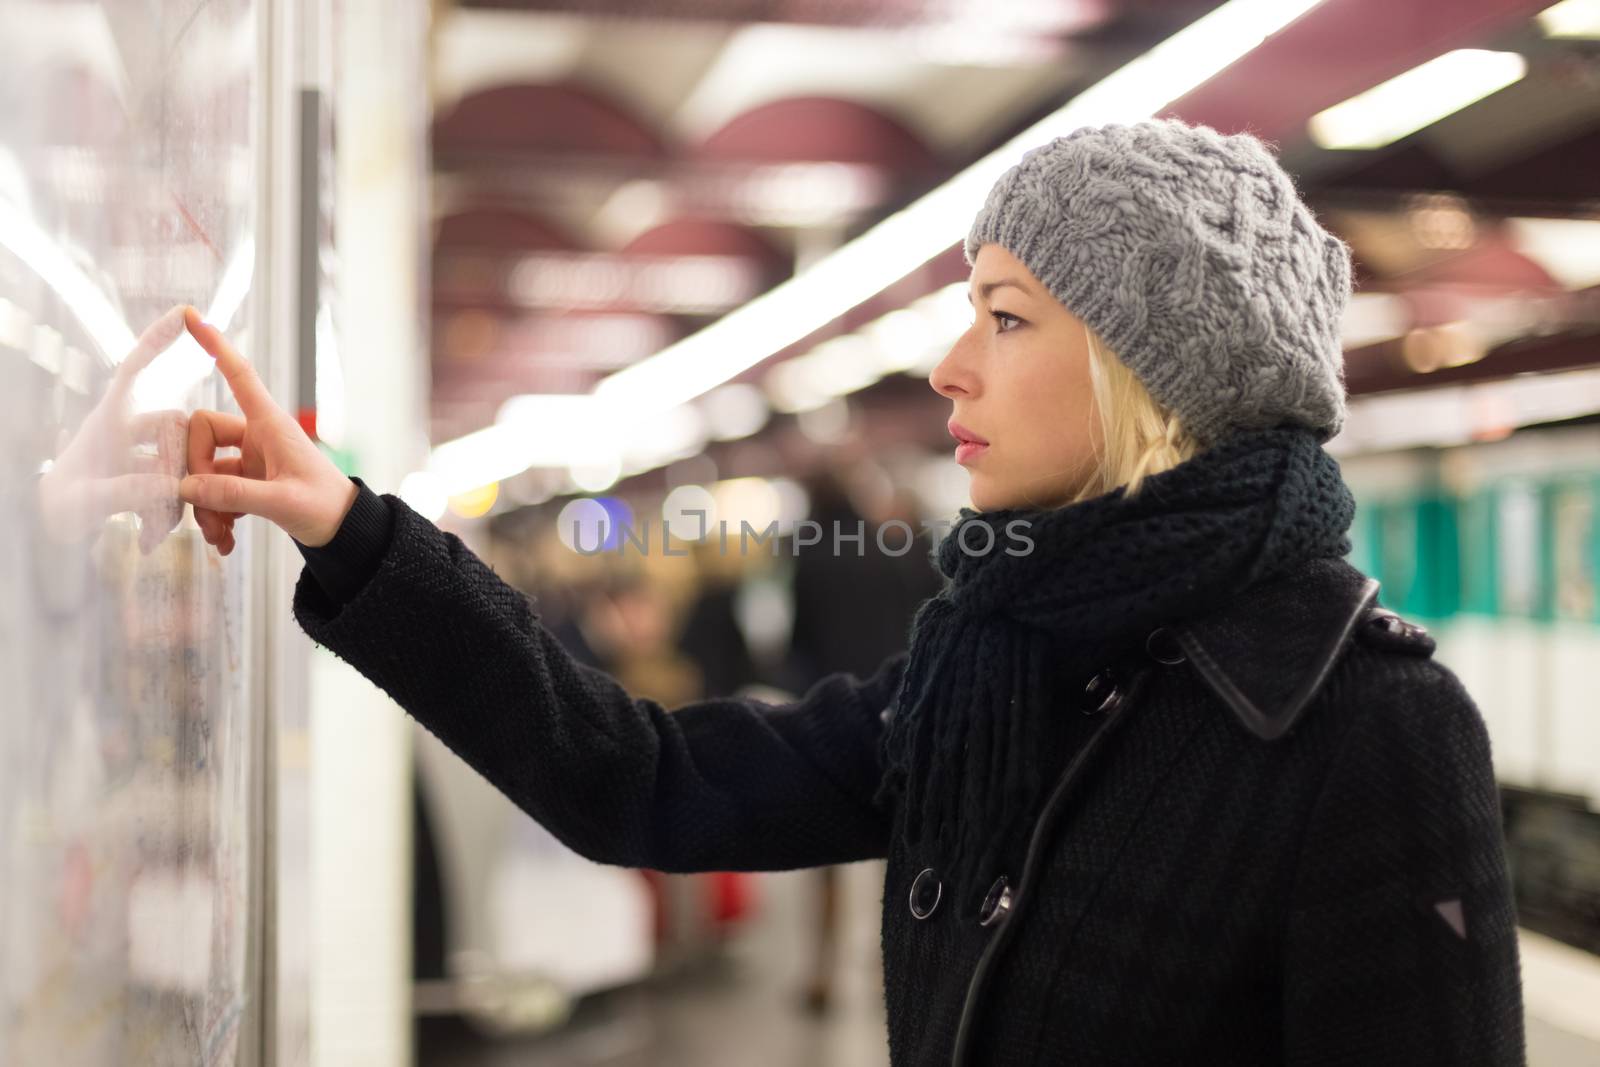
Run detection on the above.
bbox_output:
[965,118,1352,447]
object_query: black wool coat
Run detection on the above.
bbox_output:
[294,480,1526,1066]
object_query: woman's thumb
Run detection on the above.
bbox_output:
[179,473,274,519]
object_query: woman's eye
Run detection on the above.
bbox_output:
[992,310,1022,333]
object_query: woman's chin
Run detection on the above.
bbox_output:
[965,475,1009,512]
[967,473,1077,513]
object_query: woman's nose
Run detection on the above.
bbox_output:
[929,339,977,400]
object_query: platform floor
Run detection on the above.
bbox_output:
[419,862,890,1067]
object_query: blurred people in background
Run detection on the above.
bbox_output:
[588,569,702,715]
[785,455,944,1014]
[785,459,944,687]
[679,537,763,701]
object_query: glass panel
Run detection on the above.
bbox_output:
[0,3,259,1064]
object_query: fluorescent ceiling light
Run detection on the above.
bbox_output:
[1307,50,1527,150]
[1537,0,1600,38]
[429,395,625,495]
[1507,217,1600,289]
[429,422,593,497]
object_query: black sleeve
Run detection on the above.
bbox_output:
[293,476,393,605]
[1282,661,1526,1065]
[291,487,909,874]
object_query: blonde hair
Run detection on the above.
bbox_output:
[1061,325,1203,506]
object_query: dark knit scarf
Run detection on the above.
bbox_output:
[874,424,1357,919]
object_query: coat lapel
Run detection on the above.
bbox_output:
[1172,556,1380,742]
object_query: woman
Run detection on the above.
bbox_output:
[178,119,1525,1065]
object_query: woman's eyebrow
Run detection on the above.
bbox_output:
[967,278,1033,304]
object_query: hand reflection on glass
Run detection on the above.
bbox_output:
[37,305,191,554]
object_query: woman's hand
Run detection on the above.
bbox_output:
[37,305,189,553]
[179,307,358,554]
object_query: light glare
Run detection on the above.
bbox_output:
[1537,0,1600,38]
[1307,50,1527,150]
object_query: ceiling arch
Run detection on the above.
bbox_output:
[696,95,939,170]
[433,82,668,160]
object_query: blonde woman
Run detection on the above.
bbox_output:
[180,119,1523,1065]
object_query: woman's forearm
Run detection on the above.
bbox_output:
[292,485,908,873]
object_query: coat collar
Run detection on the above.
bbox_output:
[1169,556,1380,742]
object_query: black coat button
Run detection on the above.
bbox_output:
[1145,626,1186,665]
[1081,668,1124,715]
[909,867,942,920]
[978,875,1013,927]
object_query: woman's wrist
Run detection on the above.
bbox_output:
[295,477,394,604]
[301,476,360,548]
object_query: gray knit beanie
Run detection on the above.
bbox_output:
[964,118,1352,447]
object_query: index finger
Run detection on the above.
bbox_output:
[110,306,188,401]
[184,306,276,419]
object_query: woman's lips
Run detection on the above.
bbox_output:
[948,419,989,464]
